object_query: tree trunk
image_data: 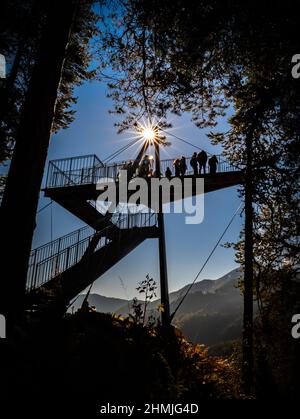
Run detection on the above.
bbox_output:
[0,39,24,116]
[242,129,254,391]
[0,0,78,328]
[0,1,46,133]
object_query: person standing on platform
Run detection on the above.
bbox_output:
[180,156,187,176]
[165,167,172,179]
[190,152,198,176]
[174,158,181,177]
[197,150,208,175]
[208,155,218,178]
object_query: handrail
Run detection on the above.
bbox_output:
[45,154,240,189]
[26,210,157,292]
[29,225,94,267]
[46,154,104,188]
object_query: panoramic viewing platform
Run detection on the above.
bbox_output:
[44,153,243,201]
[25,150,243,304]
[45,153,242,188]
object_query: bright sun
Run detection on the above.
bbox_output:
[142,127,156,141]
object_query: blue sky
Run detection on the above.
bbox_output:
[33,80,243,299]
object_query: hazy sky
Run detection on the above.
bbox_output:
[32,80,243,299]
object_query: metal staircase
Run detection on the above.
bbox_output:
[27,211,158,307]
[27,152,243,310]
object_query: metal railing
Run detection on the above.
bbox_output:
[26,211,157,292]
[46,154,104,188]
[27,225,95,290]
[159,156,237,177]
[45,154,240,189]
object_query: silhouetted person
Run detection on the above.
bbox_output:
[173,158,181,177]
[197,150,208,175]
[139,155,151,177]
[190,152,198,175]
[180,156,187,176]
[165,167,172,179]
[124,161,134,179]
[208,155,218,178]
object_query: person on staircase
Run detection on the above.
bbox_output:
[208,155,218,178]
[190,152,198,176]
[197,150,208,175]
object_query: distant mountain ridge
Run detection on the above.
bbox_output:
[168,268,241,302]
[70,294,130,313]
[71,268,243,345]
[170,268,243,345]
[71,268,241,313]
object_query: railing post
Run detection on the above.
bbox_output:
[34,262,41,289]
[46,161,51,188]
[54,237,62,274]
[65,247,70,271]
[32,265,38,291]
[67,158,73,185]
[31,250,38,291]
[75,230,81,262]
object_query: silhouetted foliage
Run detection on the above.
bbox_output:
[254,274,300,399]
[0,0,99,163]
[2,310,245,404]
[130,275,158,326]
